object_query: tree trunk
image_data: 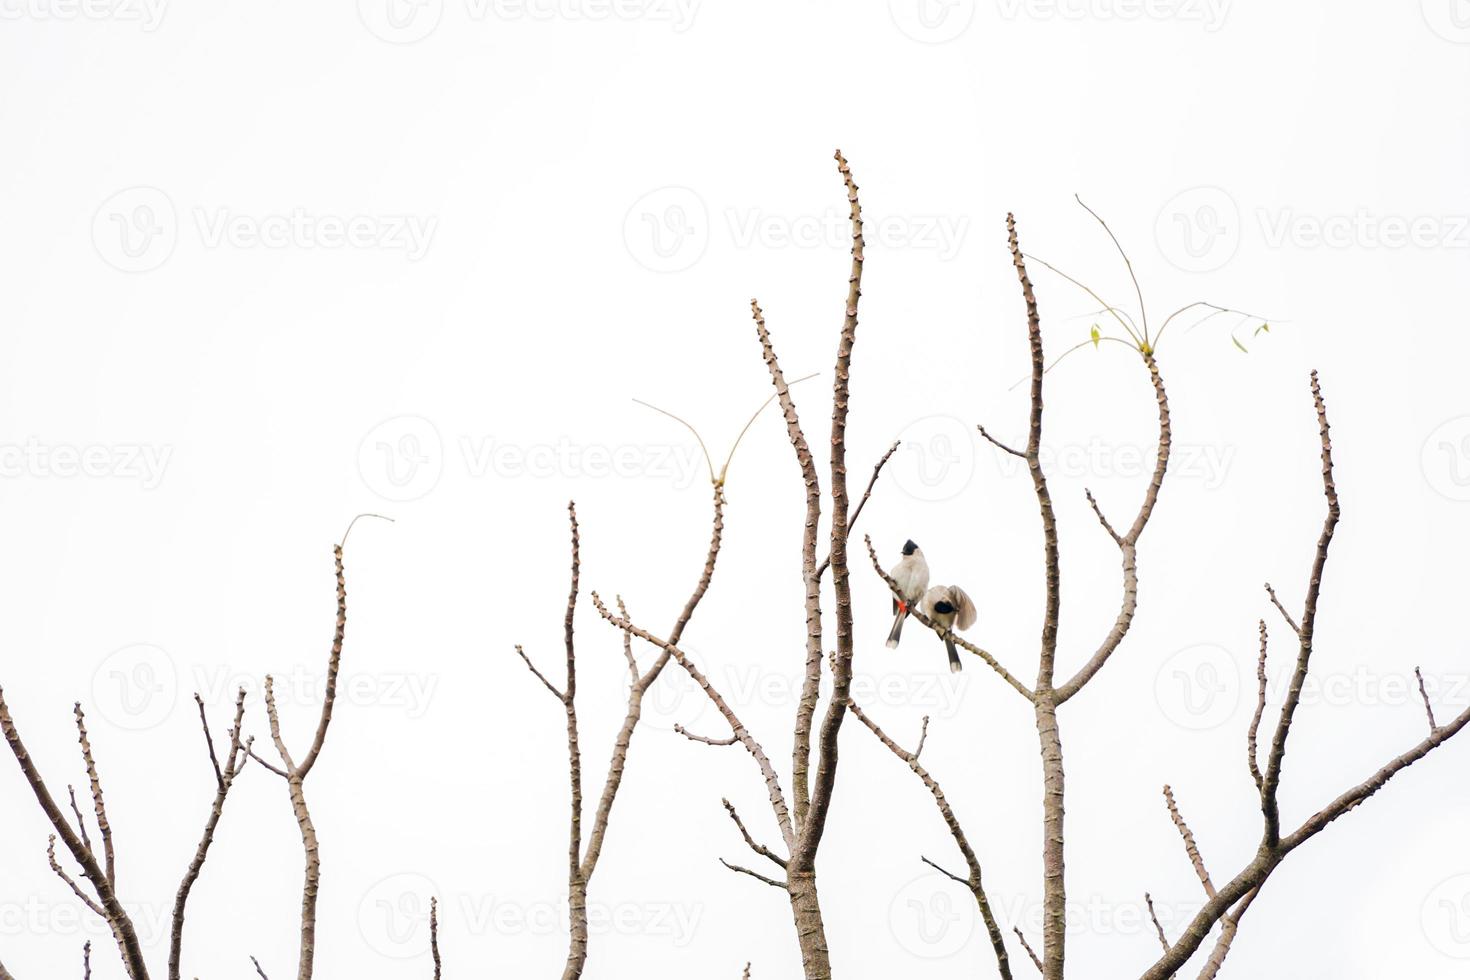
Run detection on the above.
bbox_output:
[288,776,320,980]
[562,877,589,980]
[1035,694,1066,980]
[788,869,831,979]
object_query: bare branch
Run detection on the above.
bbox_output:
[616,597,637,683]
[675,724,737,747]
[977,424,1025,458]
[1144,893,1169,953]
[1196,887,1259,980]
[1141,373,1470,977]
[48,836,104,918]
[514,645,565,701]
[816,439,900,581]
[851,704,1012,979]
[170,687,251,980]
[1014,929,1043,974]
[83,940,92,980]
[750,296,826,835]
[582,485,728,884]
[295,540,350,781]
[246,747,289,779]
[1261,372,1341,847]
[250,955,270,979]
[430,896,442,980]
[920,855,968,886]
[719,858,787,890]
[1247,621,1268,792]
[1083,488,1121,545]
[0,689,148,979]
[1415,667,1438,733]
[1263,582,1300,635]
[255,528,375,980]
[722,798,787,869]
[72,705,114,890]
[1162,785,1216,898]
[1053,347,1171,704]
[592,593,794,850]
[67,785,94,855]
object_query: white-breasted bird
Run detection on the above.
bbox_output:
[885,539,930,649]
[920,584,977,673]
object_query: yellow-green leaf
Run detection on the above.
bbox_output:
[1232,335,1248,354]
[1254,322,1270,336]
[1090,324,1101,350]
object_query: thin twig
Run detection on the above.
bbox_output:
[1263,583,1301,635]
[675,724,737,747]
[1144,893,1169,953]
[1415,667,1438,732]
[72,705,115,890]
[1247,621,1268,792]
[1014,928,1043,974]
[1163,785,1216,898]
[719,858,787,890]
[722,799,788,869]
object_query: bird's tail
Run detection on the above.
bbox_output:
[946,635,962,673]
[886,609,907,649]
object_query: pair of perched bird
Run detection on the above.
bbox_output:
[885,540,975,673]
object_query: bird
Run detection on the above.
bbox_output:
[920,584,977,673]
[885,539,930,649]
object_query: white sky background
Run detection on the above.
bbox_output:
[1,1,1469,977]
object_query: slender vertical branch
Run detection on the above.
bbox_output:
[750,299,824,835]
[796,148,865,861]
[1246,622,1268,791]
[1260,372,1339,847]
[255,522,375,980]
[429,896,442,980]
[1006,213,1068,980]
[72,706,115,890]
[169,688,252,980]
